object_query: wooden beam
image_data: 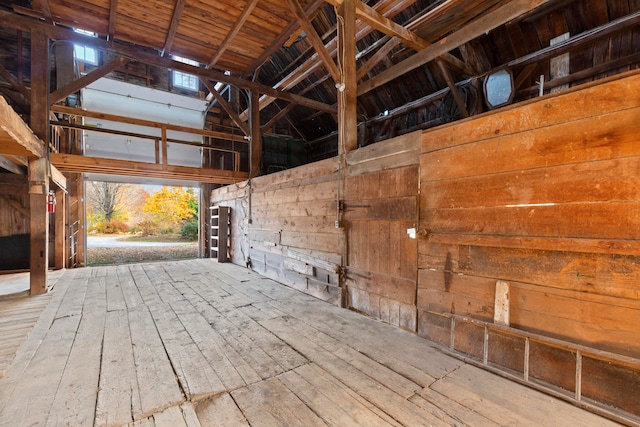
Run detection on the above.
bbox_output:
[51,104,247,142]
[208,0,259,68]
[30,29,49,142]
[350,0,429,52]
[107,0,118,41]
[54,187,66,269]
[29,158,49,295]
[262,103,296,132]
[357,0,554,96]
[250,90,262,177]
[0,154,27,174]
[162,0,187,56]
[244,0,325,74]
[241,0,461,120]
[29,29,50,295]
[200,79,250,136]
[32,0,52,22]
[0,11,337,115]
[0,63,30,100]
[0,97,46,158]
[50,164,67,191]
[338,0,358,154]
[357,37,400,80]
[49,56,129,105]
[286,0,340,82]
[508,10,640,69]
[437,60,469,117]
[50,153,249,184]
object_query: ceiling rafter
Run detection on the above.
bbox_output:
[208,0,260,69]
[239,0,454,120]
[49,56,129,105]
[31,0,53,22]
[199,78,250,136]
[327,0,474,75]
[107,0,118,41]
[286,0,340,83]
[357,0,555,96]
[0,11,337,116]
[244,0,326,75]
[0,63,30,100]
[162,0,188,56]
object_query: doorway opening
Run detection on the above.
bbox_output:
[85,181,199,266]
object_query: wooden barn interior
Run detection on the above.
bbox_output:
[0,0,639,425]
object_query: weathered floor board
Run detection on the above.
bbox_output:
[0,259,622,426]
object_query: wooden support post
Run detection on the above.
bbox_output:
[161,126,168,169]
[29,29,50,295]
[200,183,212,258]
[250,90,262,177]
[337,0,357,154]
[29,159,49,295]
[54,187,66,269]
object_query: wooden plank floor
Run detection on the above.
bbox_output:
[0,259,621,426]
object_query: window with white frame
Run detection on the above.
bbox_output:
[73,28,98,65]
[172,55,199,91]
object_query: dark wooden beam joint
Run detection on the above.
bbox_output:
[162,0,187,56]
[50,56,129,105]
[286,0,341,82]
[437,60,469,118]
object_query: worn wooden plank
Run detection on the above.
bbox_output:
[0,271,74,414]
[0,315,81,426]
[194,393,250,427]
[128,307,185,418]
[422,201,640,240]
[278,364,400,427]
[152,405,188,427]
[260,315,454,426]
[422,155,640,210]
[412,387,500,426]
[419,241,640,300]
[232,377,327,427]
[95,310,141,426]
[148,301,226,400]
[168,297,250,391]
[46,310,106,427]
[421,107,640,181]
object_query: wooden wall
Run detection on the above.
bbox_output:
[211,157,344,305]
[343,132,420,331]
[210,132,422,328]
[0,174,29,237]
[417,71,640,415]
[0,174,30,270]
[211,74,640,417]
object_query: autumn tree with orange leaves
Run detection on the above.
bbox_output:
[142,186,197,230]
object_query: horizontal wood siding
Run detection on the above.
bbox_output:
[212,158,344,305]
[344,132,421,331]
[418,71,640,413]
[210,132,422,314]
[0,175,29,238]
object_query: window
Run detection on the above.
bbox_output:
[172,55,199,91]
[73,28,98,65]
[74,45,97,65]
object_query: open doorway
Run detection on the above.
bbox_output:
[85,181,199,266]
